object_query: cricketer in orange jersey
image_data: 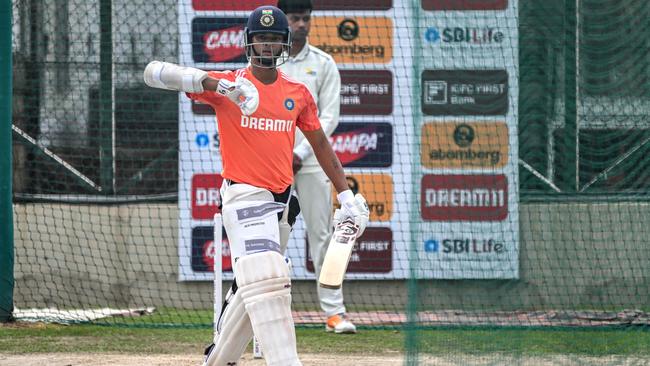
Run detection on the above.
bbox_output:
[187,67,321,193]
[143,6,368,365]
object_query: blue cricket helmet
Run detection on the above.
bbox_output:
[244,5,292,67]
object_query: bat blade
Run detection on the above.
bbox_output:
[318,219,359,289]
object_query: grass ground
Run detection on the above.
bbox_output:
[1,322,649,357]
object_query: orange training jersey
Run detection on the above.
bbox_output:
[187,67,321,193]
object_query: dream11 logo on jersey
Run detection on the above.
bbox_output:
[329,122,393,167]
[192,18,248,63]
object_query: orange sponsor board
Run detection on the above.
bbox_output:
[332,174,393,222]
[421,122,509,169]
[310,17,393,64]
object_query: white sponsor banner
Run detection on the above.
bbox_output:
[416,1,520,279]
[177,0,518,280]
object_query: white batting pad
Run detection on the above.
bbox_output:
[237,251,302,366]
[203,286,253,366]
[222,184,285,270]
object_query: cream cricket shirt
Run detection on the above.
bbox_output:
[279,42,341,174]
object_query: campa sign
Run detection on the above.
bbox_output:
[192,18,247,63]
[421,122,509,169]
[332,173,393,222]
[329,122,393,167]
[310,17,393,64]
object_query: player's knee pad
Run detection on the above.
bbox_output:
[236,251,302,366]
[203,281,253,366]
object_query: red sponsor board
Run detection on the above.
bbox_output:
[191,226,232,272]
[203,25,245,61]
[421,174,508,221]
[422,0,507,10]
[201,237,233,272]
[192,174,223,220]
[340,70,393,115]
[193,0,392,11]
[306,227,392,273]
[192,18,248,63]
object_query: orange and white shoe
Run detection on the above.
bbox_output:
[325,313,357,334]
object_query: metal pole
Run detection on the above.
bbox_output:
[563,0,578,192]
[0,0,15,322]
[99,0,114,194]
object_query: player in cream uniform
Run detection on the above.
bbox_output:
[277,0,356,334]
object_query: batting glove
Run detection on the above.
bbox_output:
[216,76,259,116]
[335,190,369,237]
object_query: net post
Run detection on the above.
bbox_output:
[0,0,15,323]
[99,0,114,193]
[563,0,578,191]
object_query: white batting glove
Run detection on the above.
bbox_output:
[334,190,369,237]
[216,77,259,116]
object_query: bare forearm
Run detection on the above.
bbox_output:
[202,77,219,91]
[304,128,348,193]
[317,147,348,193]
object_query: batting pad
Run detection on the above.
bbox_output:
[221,183,285,268]
[203,284,253,366]
[237,251,302,366]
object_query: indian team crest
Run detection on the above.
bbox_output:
[260,10,274,27]
[284,98,295,111]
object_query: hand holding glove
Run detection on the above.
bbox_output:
[216,76,259,116]
[334,190,369,237]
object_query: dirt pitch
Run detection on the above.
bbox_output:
[1,353,649,366]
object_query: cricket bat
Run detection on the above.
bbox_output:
[318,218,360,289]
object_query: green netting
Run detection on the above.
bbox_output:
[7,0,650,364]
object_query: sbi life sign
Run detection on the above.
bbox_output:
[425,27,505,45]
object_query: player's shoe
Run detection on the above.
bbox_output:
[325,313,357,334]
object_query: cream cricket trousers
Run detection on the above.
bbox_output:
[294,169,346,317]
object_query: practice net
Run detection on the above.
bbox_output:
[9,0,650,363]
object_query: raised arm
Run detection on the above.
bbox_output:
[143,61,209,93]
[143,61,258,115]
